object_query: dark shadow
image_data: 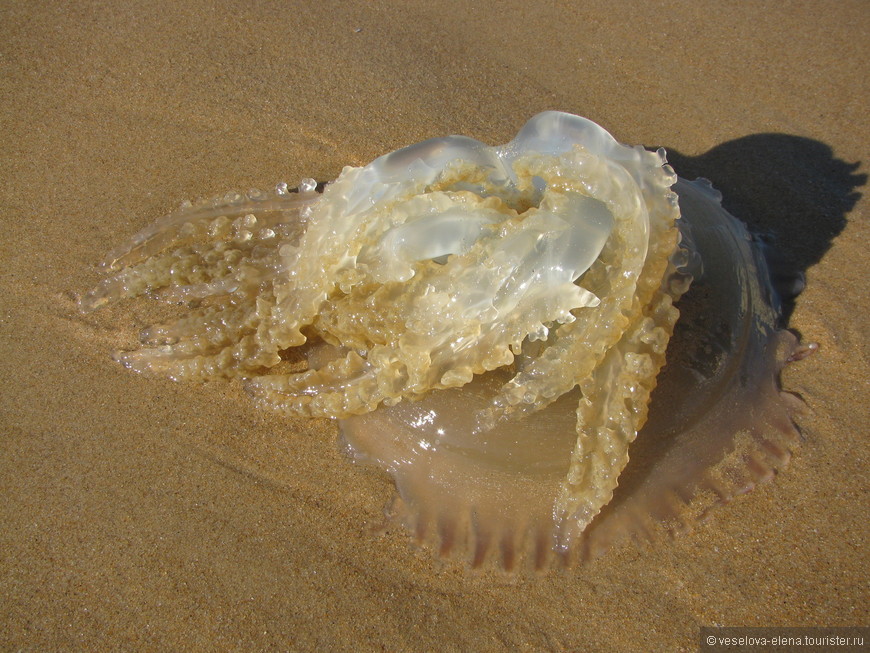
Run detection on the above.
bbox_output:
[665,135,865,322]
[578,135,864,559]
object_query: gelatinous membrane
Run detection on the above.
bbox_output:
[82,113,801,570]
[339,178,800,570]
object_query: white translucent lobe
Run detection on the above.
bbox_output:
[87,112,794,570]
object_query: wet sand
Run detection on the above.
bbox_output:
[1,2,867,650]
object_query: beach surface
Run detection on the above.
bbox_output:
[1,2,867,650]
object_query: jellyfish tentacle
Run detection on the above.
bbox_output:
[102,186,320,272]
[112,291,292,379]
[81,111,704,564]
[81,187,317,311]
[554,275,682,546]
[81,240,271,310]
[245,350,385,417]
[140,298,267,346]
[115,332,280,379]
[478,153,681,429]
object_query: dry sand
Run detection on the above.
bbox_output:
[1,1,867,650]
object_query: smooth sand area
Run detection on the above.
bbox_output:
[2,2,867,650]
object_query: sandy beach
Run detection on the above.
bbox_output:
[1,1,867,650]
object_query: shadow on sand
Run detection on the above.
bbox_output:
[666,135,865,323]
[578,134,865,561]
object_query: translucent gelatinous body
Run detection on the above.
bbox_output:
[82,112,801,569]
[341,178,801,568]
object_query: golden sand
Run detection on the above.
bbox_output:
[1,2,867,649]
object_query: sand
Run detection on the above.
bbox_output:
[1,1,867,650]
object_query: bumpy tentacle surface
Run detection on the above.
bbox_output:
[83,112,685,546]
